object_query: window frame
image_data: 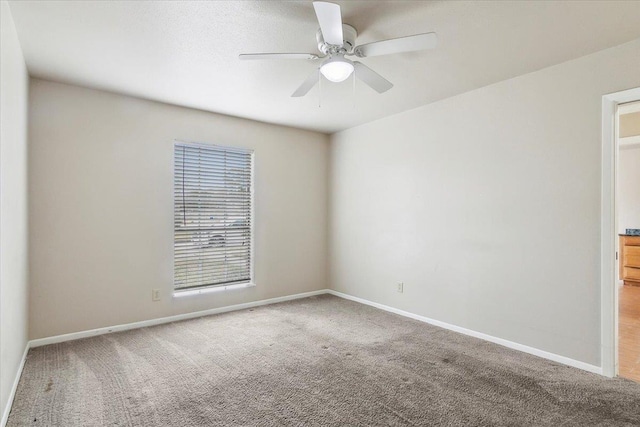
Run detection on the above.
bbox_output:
[172,140,255,296]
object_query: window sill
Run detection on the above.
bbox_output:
[173,282,256,298]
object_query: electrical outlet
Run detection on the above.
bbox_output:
[152,289,161,301]
[397,282,403,293]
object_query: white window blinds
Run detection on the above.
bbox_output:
[174,142,253,292]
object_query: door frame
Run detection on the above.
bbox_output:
[601,87,640,378]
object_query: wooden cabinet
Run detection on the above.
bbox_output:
[620,235,640,286]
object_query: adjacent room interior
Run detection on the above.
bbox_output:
[618,102,640,383]
[1,1,640,425]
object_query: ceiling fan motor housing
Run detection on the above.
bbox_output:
[317,24,358,55]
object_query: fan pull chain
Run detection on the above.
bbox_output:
[353,68,356,109]
[318,70,322,108]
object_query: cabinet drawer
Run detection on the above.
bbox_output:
[624,236,640,246]
[623,255,640,268]
[623,267,640,281]
[624,246,640,268]
[625,245,640,256]
[625,255,640,268]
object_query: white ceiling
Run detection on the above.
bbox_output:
[8,0,640,134]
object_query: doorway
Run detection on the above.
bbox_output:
[601,88,640,379]
[617,100,640,382]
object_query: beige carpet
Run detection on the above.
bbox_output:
[7,295,640,426]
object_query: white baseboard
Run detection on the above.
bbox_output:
[327,290,603,375]
[30,289,329,348]
[1,343,29,427]
[16,287,604,411]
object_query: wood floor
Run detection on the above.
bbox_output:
[619,284,640,382]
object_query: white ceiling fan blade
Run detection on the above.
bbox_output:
[313,1,344,46]
[353,62,393,93]
[291,69,320,97]
[239,53,320,60]
[354,33,437,58]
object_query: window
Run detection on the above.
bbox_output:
[174,142,253,292]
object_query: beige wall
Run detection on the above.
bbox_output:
[619,147,640,234]
[28,79,329,339]
[329,39,640,366]
[620,111,640,138]
[0,0,30,419]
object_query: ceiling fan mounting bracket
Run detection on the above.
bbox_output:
[316,24,357,55]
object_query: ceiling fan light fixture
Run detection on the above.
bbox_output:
[320,56,354,83]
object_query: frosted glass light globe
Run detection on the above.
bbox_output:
[320,56,354,83]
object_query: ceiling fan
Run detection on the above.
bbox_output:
[239,1,437,97]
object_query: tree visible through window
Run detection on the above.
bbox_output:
[174,142,253,291]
